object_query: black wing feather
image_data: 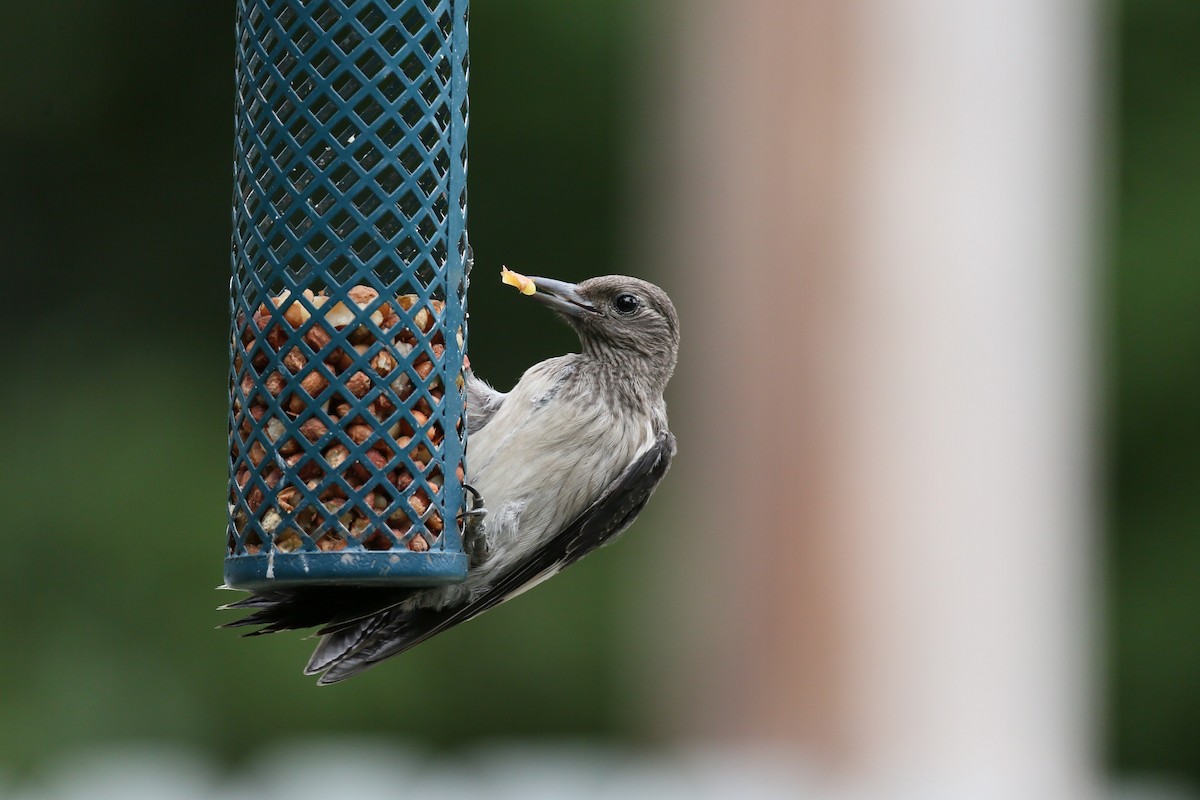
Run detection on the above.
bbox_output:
[315,429,676,683]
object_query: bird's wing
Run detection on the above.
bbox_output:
[465,369,505,434]
[312,428,677,684]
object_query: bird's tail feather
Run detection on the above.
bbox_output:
[218,587,411,637]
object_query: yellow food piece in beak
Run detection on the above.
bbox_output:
[500,265,537,295]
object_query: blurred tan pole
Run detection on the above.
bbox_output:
[631,0,859,756]
[638,0,1099,796]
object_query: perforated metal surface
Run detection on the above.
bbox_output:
[225,0,470,589]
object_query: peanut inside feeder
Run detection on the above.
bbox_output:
[230,285,462,556]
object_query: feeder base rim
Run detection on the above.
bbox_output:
[223,550,468,590]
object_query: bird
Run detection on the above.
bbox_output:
[222,271,679,684]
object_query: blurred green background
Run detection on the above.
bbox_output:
[1108,0,1200,781]
[0,0,1196,788]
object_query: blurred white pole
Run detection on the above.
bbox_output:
[839,1,1100,797]
[639,1,1100,797]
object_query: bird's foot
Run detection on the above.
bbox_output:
[458,483,490,567]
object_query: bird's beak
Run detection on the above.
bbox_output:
[526,277,599,319]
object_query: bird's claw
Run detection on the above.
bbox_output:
[458,483,490,567]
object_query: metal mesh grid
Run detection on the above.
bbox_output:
[225,0,470,589]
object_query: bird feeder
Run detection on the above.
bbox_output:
[225,0,470,589]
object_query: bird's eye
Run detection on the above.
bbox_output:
[612,293,640,315]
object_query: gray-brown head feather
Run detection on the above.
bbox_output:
[561,275,680,402]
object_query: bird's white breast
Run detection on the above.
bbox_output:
[463,358,653,581]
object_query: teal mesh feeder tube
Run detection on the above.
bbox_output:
[225,0,470,589]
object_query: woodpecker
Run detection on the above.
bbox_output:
[223,272,679,684]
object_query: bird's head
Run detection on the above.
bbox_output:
[517,273,680,389]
